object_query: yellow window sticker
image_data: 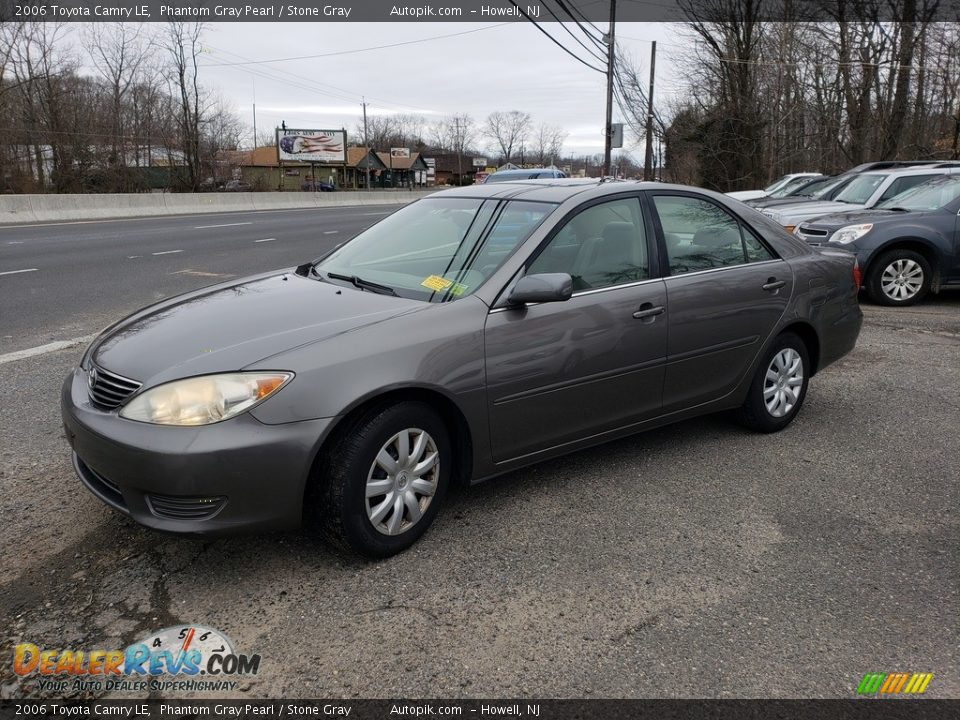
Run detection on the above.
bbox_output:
[449,283,469,296]
[421,275,454,292]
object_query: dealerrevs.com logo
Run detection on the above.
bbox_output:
[13,625,260,693]
[856,672,933,696]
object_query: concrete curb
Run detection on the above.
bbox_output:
[0,190,437,225]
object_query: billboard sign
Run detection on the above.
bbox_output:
[390,147,410,159]
[472,157,487,167]
[277,129,346,163]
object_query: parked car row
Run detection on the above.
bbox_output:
[729,162,960,306]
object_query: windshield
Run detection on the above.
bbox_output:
[762,175,792,193]
[876,175,960,210]
[835,174,887,204]
[810,175,852,198]
[770,175,818,197]
[315,197,554,302]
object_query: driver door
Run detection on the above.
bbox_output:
[483,196,668,463]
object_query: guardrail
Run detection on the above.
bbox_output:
[0,190,438,225]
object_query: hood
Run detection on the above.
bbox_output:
[799,208,917,231]
[764,200,861,223]
[727,190,768,201]
[92,271,423,384]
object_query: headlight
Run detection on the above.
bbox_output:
[119,372,293,426]
[829,223,873,245]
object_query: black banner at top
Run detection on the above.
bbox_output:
[1,0,959,23]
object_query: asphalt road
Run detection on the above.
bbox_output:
[0,209,957,700]
[0,206,396,353]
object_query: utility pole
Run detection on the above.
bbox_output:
[643,41,657,181]
[602,0,617,177]
[362,98,371,191]
[252,78,257,150]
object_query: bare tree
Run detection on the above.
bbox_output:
[160,21,205,190]
[430,113,476,182]
[483,110,531,163]
[530,122,568,165]
[84,23,153,190]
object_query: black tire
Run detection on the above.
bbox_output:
[866,249,932,306]
[737,332,810,433]
[311,401,450,559]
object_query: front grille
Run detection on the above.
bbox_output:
[147,494,227,521]
[797,226,828,238]
[88,364,141,409]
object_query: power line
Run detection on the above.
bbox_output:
[506,0,606,73]
[198,24,512,67]
[556,0,606,39]
[540,2,608,64]
[204,43,441,116]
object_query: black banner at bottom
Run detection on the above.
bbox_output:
[1,700,958,720]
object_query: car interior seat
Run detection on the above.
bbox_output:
[572,221,642,288]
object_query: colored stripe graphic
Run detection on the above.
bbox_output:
[857,673,886,694]
[858,672,933,695]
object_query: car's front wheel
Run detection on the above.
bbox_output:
[313,401,450,558]
[738,332,810,433]
[866,249,932,306]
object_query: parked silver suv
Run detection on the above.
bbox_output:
[761,166,960,231]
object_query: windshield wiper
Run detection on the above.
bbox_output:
[880,207,911,212]
[326,271,398,296]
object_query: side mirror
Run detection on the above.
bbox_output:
[508,273,574,305]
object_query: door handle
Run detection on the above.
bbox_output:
[633,304,665,320]
[762,278,786,292]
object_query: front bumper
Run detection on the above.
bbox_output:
[61,367,333,535]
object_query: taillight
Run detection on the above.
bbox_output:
[852,259,862,291]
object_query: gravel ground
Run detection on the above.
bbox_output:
[1,295,957,700]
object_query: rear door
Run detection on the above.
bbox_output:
[484,195,667,462]
[648,192,793,413]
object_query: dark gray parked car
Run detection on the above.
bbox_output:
[62,180,863,557]
[794,174,960,305]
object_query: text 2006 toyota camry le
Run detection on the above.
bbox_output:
[62,180,863,557]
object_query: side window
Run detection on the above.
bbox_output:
[527,197,647,291]
[652,195,771,275]
[878,174,937,203]
[743,233,774,262]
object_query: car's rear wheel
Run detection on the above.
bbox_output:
[312,401,450,558]
[866,249,931,306]
[738,332,809,433]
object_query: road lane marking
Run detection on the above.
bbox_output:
[194,221,253,229]
[170,269,234,278]
[254,238,276,243]
[0,268,38,276]
[152,250,183,256]
[7,241,23,245]
[0,334,96,365]
[323,230,339,235]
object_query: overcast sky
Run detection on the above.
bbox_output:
[188,22,688,160]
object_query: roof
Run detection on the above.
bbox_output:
[431,178,647,203]
[376,151,429,171]
[861,166,960,178]
[346,147,387,170]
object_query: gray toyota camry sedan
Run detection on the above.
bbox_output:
[62,180,863,557]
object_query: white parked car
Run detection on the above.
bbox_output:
[761,166,960,231]
[727,173,822,202]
